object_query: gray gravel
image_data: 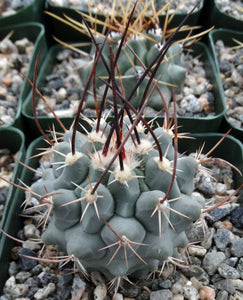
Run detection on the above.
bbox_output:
[216,0,243,21]
[214,39,243,129]
[0,0,33,16]
[0,34,34,126]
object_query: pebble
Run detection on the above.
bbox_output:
[183,282,199,300]
[150,289,173,300]
[33,282,56,299]
[17,248,38,271]
[214,228,234,251]
[214,279,236,294]
[218,263,240,279]
[3,276,29,298]
[230,206,243,229]
[230,238,243,257]
[199,286,215,300]
[202,252,226,275]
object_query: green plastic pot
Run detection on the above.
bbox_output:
[44,0,204,44]
[0,131,242,293]
[208,28,243,142]
[206,0,243,31]
[0,127,25,229]
[178,133,243,205]
[0,22,47,130]
[22,41,225,140]
[0,134,43,293]
[0,0,45,26]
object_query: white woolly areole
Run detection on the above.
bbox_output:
[85,189,98,204]
[135,139,153,155]
[91,150,110,170]
[159,200,169,210]
[65,152,83,166]
[88,131,106,144]
[113,164,133,184]
[154,156,171,173]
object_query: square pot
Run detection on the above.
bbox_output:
[22,40,226,140]
[208,28,243,142]
[0,22,47,129]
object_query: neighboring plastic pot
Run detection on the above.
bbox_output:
[0,127,25,229]
[208,28,243,142]
[0,0,45,27]
[179,133,243,205]
[0,131,242,293]
[0,22,47,130]
[206,0,243,31]
[0,133,41,294]
[44,0,204,44]
[22,41,226,140]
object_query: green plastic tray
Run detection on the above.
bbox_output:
[0,22,47,130]
[208,28,243,142]
[0,0,45,27]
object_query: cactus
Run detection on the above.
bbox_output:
[77,29,186,111]
[29,116,204,279]
[1,0,242,293]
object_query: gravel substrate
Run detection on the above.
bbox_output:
[0,0,32,16]
[216,0,243,21]
[35,47,215,119]
[0,148,242,300]
[0,149,16,223]
[0,34,34,126]
[214,39,243,129]
[49,0,201,15]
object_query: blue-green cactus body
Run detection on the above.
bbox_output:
[31,122,204,280]
[76,29,186,111]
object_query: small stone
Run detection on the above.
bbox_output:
[231,239,243,257]
[181,265,204,278]
[225,257,238,267]
[150,289,173,300]
[8,261,19,276]
[94,283,107,300]
[188,246,207,257]
[158,279,172,289]
[215,183,227,196]
[222,220,233,231]
[15,271,31,283]
[38,272,57,285]
[218,263,240,279]
[236,257,243,278]
[183,282,199,300]
[201,227,215,249]
[206,207,232,225]
[215,290,228,300]
[33,282,56,299]
[113,293,123,300]
[24,224,40,239]
[214,229,233,251]
[199,286,215,300]
[202,251,226,275]
[3,276,29,298]
[230,206,243,229]
[18,248,38,271]
[71,274,86,300]
[214,279,236,294]
[230,279,243,291]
